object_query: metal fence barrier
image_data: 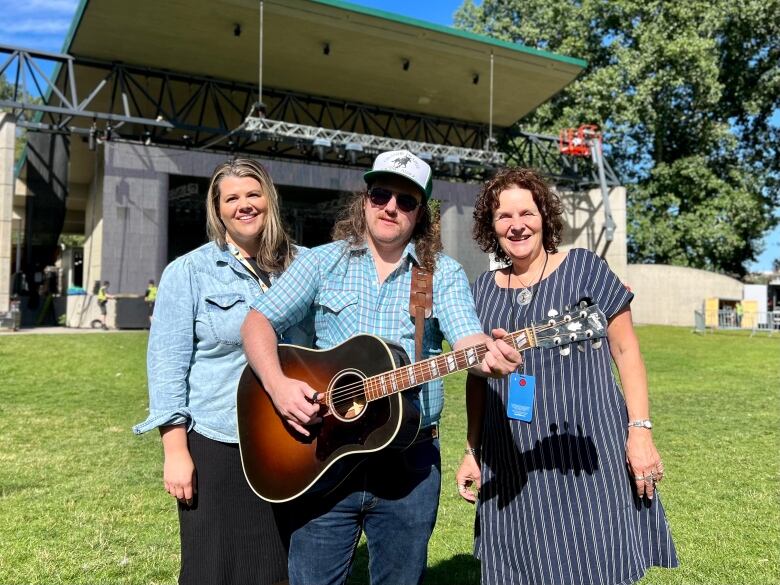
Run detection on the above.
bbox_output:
[698,309,779,336]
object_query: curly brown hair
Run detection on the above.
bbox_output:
[331,191,442,272]
[473,167,563,264]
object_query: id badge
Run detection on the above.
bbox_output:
[507,373,535,422]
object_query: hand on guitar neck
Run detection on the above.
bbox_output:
[242,309,323,436]
[457,327,523,378]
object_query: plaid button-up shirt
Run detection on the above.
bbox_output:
[251,240,482,427]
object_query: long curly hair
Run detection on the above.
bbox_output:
[205,158,296,273]
[331,190,442,272]
[473,167,563,264]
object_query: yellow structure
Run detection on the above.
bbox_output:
[705,298,720,328]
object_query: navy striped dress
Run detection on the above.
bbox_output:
[472,248,678,585]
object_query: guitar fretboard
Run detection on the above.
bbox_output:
[362,328,535,402]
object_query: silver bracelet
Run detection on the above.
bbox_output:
[627,419,653,429]
[464,447,480,456]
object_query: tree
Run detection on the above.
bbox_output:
[1,74,32,164]
[455,0,779,276]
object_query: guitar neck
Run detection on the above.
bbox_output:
[362,328,536,402]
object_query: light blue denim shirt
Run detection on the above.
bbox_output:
[133,241,312,443]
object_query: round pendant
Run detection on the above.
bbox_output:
[516,288,533,306]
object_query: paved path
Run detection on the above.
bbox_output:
[0,326,147,336]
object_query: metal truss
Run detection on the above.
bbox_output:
[501,130,621,188]
[0,44,490,148]
[245,117,504,167]
[501,129,621,241]
[0,44,173,132]
[1,42,620,188]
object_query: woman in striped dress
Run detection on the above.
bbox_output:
[456,168,678,585]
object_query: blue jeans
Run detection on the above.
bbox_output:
[284,438,441,585]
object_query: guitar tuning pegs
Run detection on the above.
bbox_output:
[547,309,559,317]
[591,339,602,350]
[559,346,571,356]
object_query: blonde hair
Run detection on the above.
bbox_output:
[205,158,295,272]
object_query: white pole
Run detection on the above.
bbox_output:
[258,1,264,109]
[488,51,494,149]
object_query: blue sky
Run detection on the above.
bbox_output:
[1,0,776,271]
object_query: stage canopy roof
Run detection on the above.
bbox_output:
[63,0,586,127]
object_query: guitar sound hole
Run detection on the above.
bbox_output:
[329,370,368,422]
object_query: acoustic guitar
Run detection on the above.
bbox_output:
[237,301,607,502]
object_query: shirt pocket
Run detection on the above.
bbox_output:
[204,292,248,346]
[317,289,359,341]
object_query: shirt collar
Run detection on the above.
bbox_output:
[212,241,240,266]
[348,239,420,266]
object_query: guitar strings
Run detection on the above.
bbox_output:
[322,316,590,409]
[323,318,584,407]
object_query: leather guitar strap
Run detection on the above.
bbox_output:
[409,266,433,361]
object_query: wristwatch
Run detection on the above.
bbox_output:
[627,419,653,429]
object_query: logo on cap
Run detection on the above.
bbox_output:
[391,154,415,169]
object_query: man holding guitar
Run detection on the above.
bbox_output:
[241,150,521,585]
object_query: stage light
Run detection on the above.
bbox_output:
[345,142,363,164]
[313,137,331,161]
[444,154,461,176]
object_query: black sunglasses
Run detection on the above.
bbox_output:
[367,187,421,213]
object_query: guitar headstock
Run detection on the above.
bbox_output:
[533,302,607,350]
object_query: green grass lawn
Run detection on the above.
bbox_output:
[0,327,778,584]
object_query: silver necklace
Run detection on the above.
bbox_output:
[510,252,548,306]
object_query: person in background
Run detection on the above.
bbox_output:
[134,158,309,585]
[456,167,678,585]
[97,281,112,330]
[144,279,158,326]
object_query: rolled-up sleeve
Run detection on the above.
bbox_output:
[434,258,483,345]
[250,249,319,334]
[132,257,197,435]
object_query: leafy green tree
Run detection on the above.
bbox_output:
[456,0,779,276]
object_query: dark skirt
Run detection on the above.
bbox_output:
[178,431,288,585]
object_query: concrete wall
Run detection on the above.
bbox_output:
[437,181,485,282]
[82,150,104,291]
[559,186,628,282]
[0,113,14,312]
[626,264,743,326]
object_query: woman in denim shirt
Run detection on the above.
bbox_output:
[134,159,308,585]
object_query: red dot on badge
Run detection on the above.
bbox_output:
[519,379,526,386]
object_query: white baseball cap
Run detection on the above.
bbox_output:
[363,150,433,198]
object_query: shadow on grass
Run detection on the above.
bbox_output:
[346,544,479,585]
